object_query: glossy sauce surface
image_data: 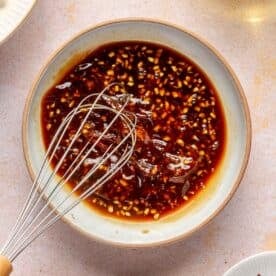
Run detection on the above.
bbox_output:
[41,41,226,221]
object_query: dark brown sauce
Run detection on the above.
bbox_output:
[41,41,226,221]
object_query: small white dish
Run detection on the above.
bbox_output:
[224,251,276,276]
[22,19,251,246]
[0,0,36,45]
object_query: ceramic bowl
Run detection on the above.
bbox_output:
[224,251,276,276]
[0,0,36,45]
[22,19,251,246]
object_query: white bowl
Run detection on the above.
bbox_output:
[0,0,36,45]
[224,251,276,276]
[22,19,251,246]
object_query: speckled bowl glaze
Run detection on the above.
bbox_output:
[224,251,276,276]
[22,19,251,246]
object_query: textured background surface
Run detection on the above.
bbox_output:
[0,1,275,275]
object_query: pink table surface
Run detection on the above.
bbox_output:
[0,1,275,275]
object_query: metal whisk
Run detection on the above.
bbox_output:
[0,83,137,275]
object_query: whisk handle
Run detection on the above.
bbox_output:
[0,256,12,276]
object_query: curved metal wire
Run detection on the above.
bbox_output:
[0,84,137,261]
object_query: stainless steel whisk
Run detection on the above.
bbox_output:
[0,83,137,275]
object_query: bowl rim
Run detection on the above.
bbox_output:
[22,17,252,247]
[0,0,37,46]
[223,251,276,275]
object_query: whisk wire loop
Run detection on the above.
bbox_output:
[0,83,137,262]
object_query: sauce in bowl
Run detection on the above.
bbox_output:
[41,41,226,221]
